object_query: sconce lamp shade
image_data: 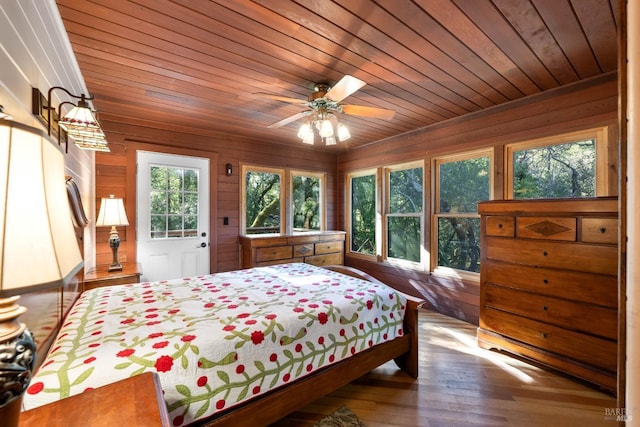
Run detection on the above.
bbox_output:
[96,196,129,227]
[0,120,84,296]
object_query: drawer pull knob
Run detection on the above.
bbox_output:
[600,227,607,233]
[541,332,548,339]
[498,223,503,228]
[542,251,548,256]
[543,306,548,311]
[543,279,548,284]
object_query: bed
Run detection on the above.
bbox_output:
[22,262,424,426]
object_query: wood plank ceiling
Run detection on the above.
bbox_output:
[55,0,620,152]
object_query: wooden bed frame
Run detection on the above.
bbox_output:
[193,265,425,427]
[27,264,424,427]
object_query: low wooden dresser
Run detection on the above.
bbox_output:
[477,197,619,392]
[20,372,170,426]
[239,231,345,268]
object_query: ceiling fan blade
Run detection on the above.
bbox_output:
[254,92,307,105]
[325,75,366,102]
[267,111,311,128]
[341,104,396,120]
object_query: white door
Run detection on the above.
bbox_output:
[137,151,210,281]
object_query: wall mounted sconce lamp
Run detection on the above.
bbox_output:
[226,163,233,176]
[32,87,110,153]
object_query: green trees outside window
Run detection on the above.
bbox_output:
[350,173,376,255]
[387,167,423,263]
[513,139,595,199]
[245,170,281,234]
[150,165,199,239]
[436,155,490,273]
[292,174,321,231]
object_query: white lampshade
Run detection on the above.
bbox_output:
[96,195,129,227]
[318,119,334,138]
[337,122,351,141]
[0,121,84,296]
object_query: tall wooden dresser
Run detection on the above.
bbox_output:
[477,197,619,392]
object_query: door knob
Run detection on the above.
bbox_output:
[198,242,207,248]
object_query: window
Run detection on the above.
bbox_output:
[434,151,492,274]
[349,170,378,256]
[149,165,199,239]
[243,167,284,234]
[242,166,325,235]
[506,127,610,199]
[385,164,423,264]
[291,171,323,232]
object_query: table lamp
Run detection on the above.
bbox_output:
[96,195,129,271]
[0,119,83,426]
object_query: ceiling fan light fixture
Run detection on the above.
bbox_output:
[318,119,333,138]
[302,133,314,145]
[337,122,351,141]
[297,122,312,139]
[325,136,336,146]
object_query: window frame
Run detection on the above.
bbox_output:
[382,161,425,269]
[505,126,612,199]
[241,165,326,235]
[346,168,380,261]
[289,170,326,233]
[431,148,494,279]
[241,165,285,235]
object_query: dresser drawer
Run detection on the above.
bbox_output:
[485,216,515,237]
[293,244,314,257]
[255,245,293,262]
[517,216,577,241]
[581,218,618,244]
[484,260,617,307]
[315,240,343,255]
[485,236,617,275]
[483,284,617,340]
[305,252,344,267]
[482,308,617,372]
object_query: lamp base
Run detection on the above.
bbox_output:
[0,297,36,427]
[108,226,123,271]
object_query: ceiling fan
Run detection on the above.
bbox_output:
[257,75,396,144]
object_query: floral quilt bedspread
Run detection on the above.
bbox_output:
[23,263,407,426]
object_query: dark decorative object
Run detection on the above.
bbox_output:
[226,163,233,176]
[0,327,35,425]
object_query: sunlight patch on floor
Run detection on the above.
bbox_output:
[425,323,537,384]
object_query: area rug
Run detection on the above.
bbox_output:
[312,406,367,427]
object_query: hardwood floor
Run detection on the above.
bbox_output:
[271,310,616,427]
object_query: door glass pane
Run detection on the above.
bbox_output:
[149,165,199,239]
